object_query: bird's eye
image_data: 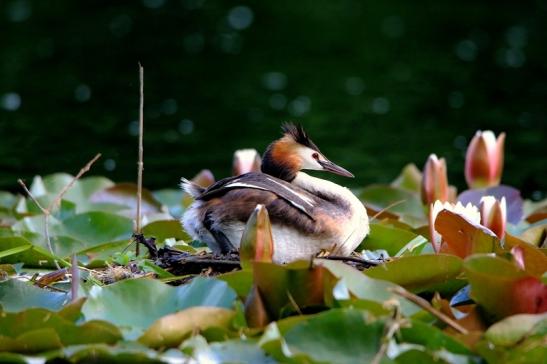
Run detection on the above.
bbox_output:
[312,153,319,160]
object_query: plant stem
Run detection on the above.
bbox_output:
[136,63,144,256]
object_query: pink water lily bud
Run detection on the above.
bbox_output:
[421,154,449,205]
[480,196,507,239]
[465,130,505,188]
[233,149,261,176]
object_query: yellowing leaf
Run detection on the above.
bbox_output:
[138,307,235,348]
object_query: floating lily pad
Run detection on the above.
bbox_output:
[365,254,464,293]
[139,307,235,348]
[82,277,236,340]
[0,279,69,312]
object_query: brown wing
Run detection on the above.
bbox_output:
[202,188,322,235]
[196,172,316,220]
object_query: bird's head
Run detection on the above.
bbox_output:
[261,123,354,181]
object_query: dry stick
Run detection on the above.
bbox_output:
[390,286,469,335]
[49,153,102,211]
[369,199,407,223]
[18,179,59,269]
[371,316,403,364]
[70,254,79,302]
[135,63,144,256]
[17,153,102,270]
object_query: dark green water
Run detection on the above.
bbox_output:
[1,1,545,197]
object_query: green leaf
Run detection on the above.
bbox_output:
[464,254,527,319]
[90,183,162,214]
[317,259,421,316]
[399,319,470,354]
[218,269,253,299]
[485,313,547,346]
[82,277,236,339]
[359,185,426,224]
[0,244,31,259]
[60,211,133,245]
[360,223,427,256]
[153,188,184,218]
[139,307,235,348]
[0,279,69,312]
[0,308,122,354]
[183,336,276,364]
[391,163,422,192]
[282,309,384,364]
[365,254,464,294]
[0,236,57,268]
[142,219,191,243]
[75,240,130,267]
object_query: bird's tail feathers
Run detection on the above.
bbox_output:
[180,178,205,198]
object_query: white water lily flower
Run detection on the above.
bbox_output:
[429,200,481,252]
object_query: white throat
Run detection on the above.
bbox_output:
[292,172,354,202]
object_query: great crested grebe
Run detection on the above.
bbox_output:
[181,123,369,263]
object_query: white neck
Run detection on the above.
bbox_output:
[292,171,369,254]
[292,171,354,201]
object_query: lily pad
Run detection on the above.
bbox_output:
[90,183,162,214]
[142,220,191,243]
[82,277,236,339]
[283,308,384,364]
[485,313,547,346]
[364,254,463,293]
[360,185,425,223]
[360,223,427,256]
[0,307,121,353]
[464,254,539,318]
[139,307,235,348]
[0,279,69,312]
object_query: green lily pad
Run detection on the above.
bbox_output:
[391,163,422,192]
[359,185,426,223]
[0,279,69,312]
[282,308,384,364]
[82,277,236,339]
[360,223,427,256]
[142,220,191,243]
[90,183,162,214]
[317,259,421,316]
[60,211,133,245]
[365,254,464,293]
[485,313,547,346]
[399,319,470,354]
[0,307,121,354]
[0,236,58,268]
[183,336,276,364]
[464,254,527,319]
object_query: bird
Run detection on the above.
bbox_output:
[180,123,369,264]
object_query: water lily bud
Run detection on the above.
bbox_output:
[421,154,449,205]
[192,169,215,187]
[465,131,505,189]
[480,196,507,239]
[233,149,261,176]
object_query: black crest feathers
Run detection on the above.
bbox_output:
[281,122,320,151]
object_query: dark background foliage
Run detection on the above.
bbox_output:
[0,0,545,197]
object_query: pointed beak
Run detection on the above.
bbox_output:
[319,160,354,178]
